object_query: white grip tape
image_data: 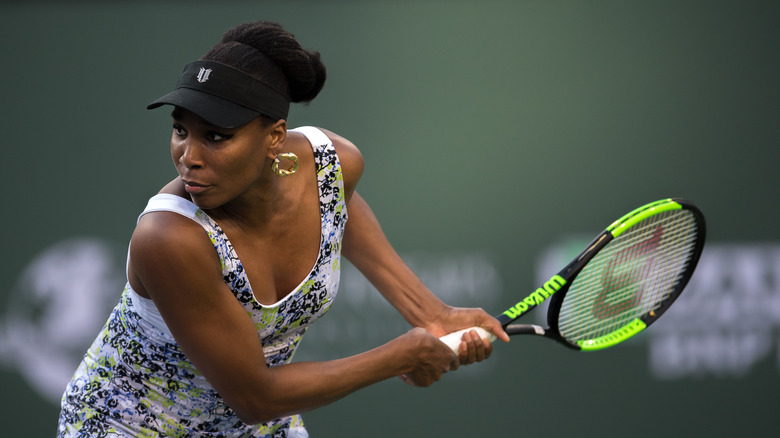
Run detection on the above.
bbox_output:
[438,327,497,353]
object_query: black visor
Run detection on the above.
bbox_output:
[147,61,290,129]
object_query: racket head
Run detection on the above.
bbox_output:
[546,198,706,351]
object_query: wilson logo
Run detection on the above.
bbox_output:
[503,275,566,319]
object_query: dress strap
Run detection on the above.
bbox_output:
[291,126,332,149]
[138,193,200,223]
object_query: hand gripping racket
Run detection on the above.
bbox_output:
[440,198,706,352]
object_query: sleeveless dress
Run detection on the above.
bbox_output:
[58,127,347,437]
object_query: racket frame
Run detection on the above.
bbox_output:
[499,198,706,351]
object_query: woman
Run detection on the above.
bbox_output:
[58,21,508,437]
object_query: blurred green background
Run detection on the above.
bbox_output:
[1,1,778,436]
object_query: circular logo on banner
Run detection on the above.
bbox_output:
[0,238,124,403]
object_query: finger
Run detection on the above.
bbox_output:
[470,330,487,362]
[482,334,494,359]
[491,321,511,343]
[466,330,480,363]
[457,331,477,364]
[475,311,510,343]
[468,329,491,362]
[449,346,461,371]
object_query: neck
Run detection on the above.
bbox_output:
[207,178,290,232]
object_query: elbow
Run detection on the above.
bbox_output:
[232,407,275,425]
[233,408,261,426]
[230,399,290,425]
[215,374,298,425]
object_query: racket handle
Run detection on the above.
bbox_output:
[439,327,497,353]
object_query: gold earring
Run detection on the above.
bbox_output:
[272,152,299,177]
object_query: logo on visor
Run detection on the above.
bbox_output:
[196,67,212,83]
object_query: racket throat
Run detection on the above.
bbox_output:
[504,323,581,350]
[505,323,546,336]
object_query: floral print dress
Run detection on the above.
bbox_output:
[58,127,347,437]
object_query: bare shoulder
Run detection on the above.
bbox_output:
[318,128,361,157]
[158,177,188,197]
[128,209,221,299]
[132,209,207,247]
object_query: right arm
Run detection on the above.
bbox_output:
[128,211,458,425]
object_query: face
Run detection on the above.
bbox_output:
[170,108,285,210]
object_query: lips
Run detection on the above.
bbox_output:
[182,179,211,195]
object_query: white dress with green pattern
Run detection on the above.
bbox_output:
[58,127,346,437]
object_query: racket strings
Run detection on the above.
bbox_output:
[557,210,699,343]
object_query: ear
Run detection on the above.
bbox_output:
[266,119,288,159]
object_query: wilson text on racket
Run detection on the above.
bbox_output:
[503,275,567,319]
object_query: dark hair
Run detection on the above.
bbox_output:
[201,21,327,106]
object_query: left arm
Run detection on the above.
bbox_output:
[342,193,509,360]
[322,128,509,363]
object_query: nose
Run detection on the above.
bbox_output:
[177,139,204,169]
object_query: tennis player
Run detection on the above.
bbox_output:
[57,20,508,437]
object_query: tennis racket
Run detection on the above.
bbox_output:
[440,198,706,352]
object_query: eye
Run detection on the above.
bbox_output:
[206,131,233,142]
[172,124,187,137]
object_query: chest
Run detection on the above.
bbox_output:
[227,191,322,305]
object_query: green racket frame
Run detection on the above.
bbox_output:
[499,198,706,351]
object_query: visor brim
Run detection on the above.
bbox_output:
[147,88,261,129]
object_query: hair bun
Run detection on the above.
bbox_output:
[205,21,326,104]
